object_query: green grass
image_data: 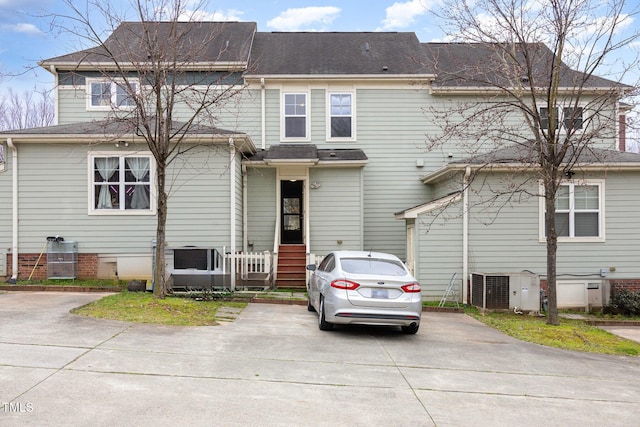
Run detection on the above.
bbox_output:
[15,279,125,288]
[467,308,640,356]
[71,291,247,326]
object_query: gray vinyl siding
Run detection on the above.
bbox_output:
[57,84,262,135]
[10,142,234,254]
[414,199,464,300]
[57,88,113,125]
[164,145,234,248]
[246,167,277,252]
[466,175,542,274]
[308,168,363,255]
[356,88,434,259]
[234,151,244,252]
[0,154,11,255]
[463,171,640,280]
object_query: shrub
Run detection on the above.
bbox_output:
[604,288,640,316]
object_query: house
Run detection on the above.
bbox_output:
[1,21,638,308]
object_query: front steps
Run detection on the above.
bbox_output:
[276,244,307,289]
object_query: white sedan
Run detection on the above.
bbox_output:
[307,251,422,334]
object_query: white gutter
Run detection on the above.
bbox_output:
[7,138,18,282]
[242,164,248,253]
[260,78,266,150]
[462,167,471,304]
[229,137,236,291]
[50,65,59,125]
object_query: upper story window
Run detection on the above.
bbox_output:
[328,93,355,140]
[283,93,308,140]
[87,79,138,111]
[90,153,154,215]
[540,106,583,131]
[0,144,5,172]
[540,180,604,242]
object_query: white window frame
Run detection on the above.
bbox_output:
[539,105,584,132]
[281,92,310,141]
[88,152,155,216]
[326,91,356,141]
[539,179,605,242]
[0,143,5,172]
[86,78,139,111]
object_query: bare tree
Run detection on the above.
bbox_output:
[427,0,639,324]
[51,0,252,297]
[0,88,54,130]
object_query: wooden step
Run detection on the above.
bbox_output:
[276,245,307,289]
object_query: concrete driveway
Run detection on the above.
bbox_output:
[1,291,639,426]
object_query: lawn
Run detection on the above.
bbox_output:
[467,308,640,356]
[72,291,247,326]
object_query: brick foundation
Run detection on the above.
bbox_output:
[6,253,98,280]
[610,280,640,293]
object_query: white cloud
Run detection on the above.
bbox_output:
[179,8,244,22]
[377,0,436,31]
[267,7,341,31]
[1,23,44,36]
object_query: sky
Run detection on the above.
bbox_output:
[0,0,638,96]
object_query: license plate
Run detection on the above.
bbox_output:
[372,289,388,299]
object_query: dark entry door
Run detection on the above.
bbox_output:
[281,180,303,244]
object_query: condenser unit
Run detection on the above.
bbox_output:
[471,272,540,311]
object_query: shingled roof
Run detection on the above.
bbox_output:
[247,31,434,76]
[423,42,624,90]
[246,144,368,164]
[41,21,256,69]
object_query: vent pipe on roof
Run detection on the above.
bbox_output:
[365,42,370,52]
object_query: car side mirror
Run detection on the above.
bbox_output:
[306,264,317,271]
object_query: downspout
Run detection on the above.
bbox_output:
[49,65,59,125]
[7,138,18,283]
[242,164,248,254]
[462,166,471,304]
[229,137,236,291]
[260,78,266,150]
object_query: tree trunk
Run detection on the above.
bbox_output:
[544,186,560,325]
[153,161,168,298]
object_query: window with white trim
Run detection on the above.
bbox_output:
[328,93,354,139]
[540,106,583,131]
[87,79,138,110]
[90,154,153,214]
[283,93,307,139]
[541,181,604,240]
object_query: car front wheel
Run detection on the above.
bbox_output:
[318,296,333,331]
[307,297,315,312]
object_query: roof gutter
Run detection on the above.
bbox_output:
[430,86,630,96]
[6,138,18,283]
[422,162,640,184]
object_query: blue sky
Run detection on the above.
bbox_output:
[0,0,638,94]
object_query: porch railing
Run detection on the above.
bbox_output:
[224,250,274,289]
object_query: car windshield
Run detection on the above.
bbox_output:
[340,258,407,276]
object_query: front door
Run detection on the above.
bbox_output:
[281,180,304,244]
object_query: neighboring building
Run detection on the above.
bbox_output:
[1,22,638,308]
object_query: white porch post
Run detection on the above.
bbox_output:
[229,138,236,291]
[7,138,18,282]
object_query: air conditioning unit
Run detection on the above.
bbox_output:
[471,272,540,311]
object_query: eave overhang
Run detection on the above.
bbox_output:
[429,86,630,96]
[245,74,436,82]
[421,162,640,184]
[41,61,248,73]
[395,191,463,220]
